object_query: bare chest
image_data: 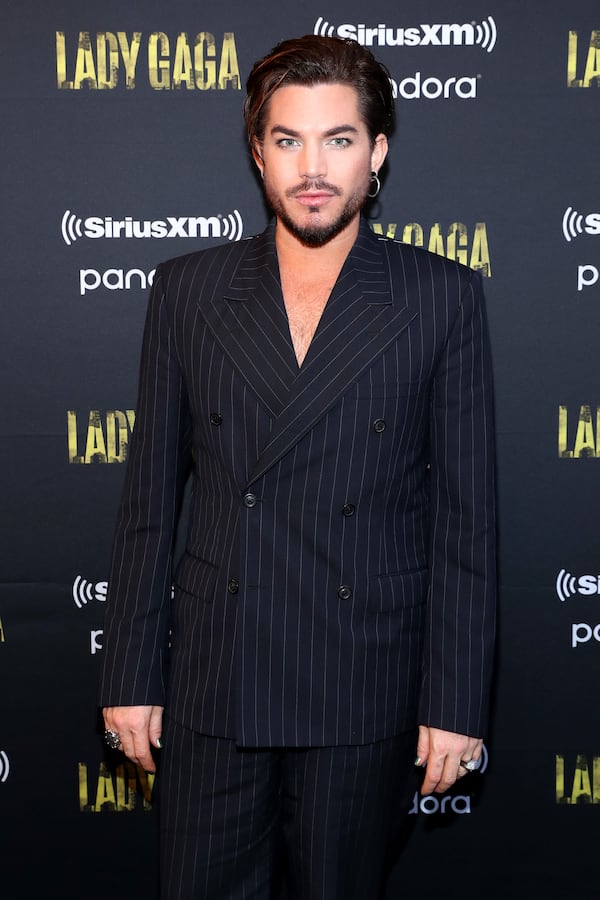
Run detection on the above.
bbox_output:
[281,278,335,367]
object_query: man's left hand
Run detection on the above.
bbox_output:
[415,725,483,794]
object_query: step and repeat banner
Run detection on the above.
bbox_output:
[1,1,599,897]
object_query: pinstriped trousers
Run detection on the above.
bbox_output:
[158,715,417,900]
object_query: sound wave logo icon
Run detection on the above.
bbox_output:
[556,569,600,601]
[314,17,336,37]
[0,751,10,783]
[73,576,94,608]
[476,17,497,53]
[62,209,83,245]
[313,17,497,52]
[556,569,577,602]
[562,207,600,242]
[219,209,243,242]
[72,576,108,608]
[562,207,585,242]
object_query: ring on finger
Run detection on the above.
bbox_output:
[104,729,122,750]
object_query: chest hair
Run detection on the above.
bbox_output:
[281,272,338,366]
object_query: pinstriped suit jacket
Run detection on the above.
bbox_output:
[99,218,496,748]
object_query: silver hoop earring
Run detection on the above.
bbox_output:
[367,171,381,199]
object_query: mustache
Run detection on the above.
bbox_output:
[285,180,343,198]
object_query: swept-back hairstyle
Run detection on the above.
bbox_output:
[244,35,395,147]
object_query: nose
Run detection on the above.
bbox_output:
[299,140,326,179]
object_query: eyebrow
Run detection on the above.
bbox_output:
[269,124,360,138]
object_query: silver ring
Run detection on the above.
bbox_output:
[104,729,122,750]
[460,758,480,772]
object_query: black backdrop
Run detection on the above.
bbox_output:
[1,2,599,897]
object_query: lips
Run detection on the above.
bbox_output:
[295,191,334,207]
[287,180,342,202]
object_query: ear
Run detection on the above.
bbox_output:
[370,134,388,173]
[251,140,264,177]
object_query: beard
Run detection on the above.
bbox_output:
[263,176,370,248]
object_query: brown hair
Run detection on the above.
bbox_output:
[244,35,395,147]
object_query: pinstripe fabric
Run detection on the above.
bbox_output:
[279,733,417,899]
[158,716,417,899]
[100,217,496,746]
[159,717,281,899]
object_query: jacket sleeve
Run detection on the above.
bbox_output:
[418,269,496,737]
[99,265,193,708]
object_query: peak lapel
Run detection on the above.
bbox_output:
[247,221,419,486]
[199,223,298,417]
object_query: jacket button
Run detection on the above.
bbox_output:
[210,412,222,426]
[342,503,355,517]
[337,585,352,600]
[373,418,386,433]
[227,578,239,594]
[243,493,257,508]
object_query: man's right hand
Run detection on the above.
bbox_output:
[102,705,164,773]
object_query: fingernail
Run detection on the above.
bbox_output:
[414,756,422,767]
[156,737,163,749]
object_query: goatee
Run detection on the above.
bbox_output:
[264,178,369,248]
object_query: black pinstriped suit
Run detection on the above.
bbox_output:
[100,218,496,748]
[100,218,496,896]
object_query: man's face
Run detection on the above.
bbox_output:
[254,83,387,247]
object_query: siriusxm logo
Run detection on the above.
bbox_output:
[562,207,600,242]
[61,209,244,245]
[73,575,107,608]
[556,569,600,602]
[313,17,497,52]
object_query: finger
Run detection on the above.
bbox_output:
[420,747,456,794]
[114,724,152,770]
[423,745,464,793]
[103,711,125,752]
[103,708,120,734]
[130,732,156,773]
[415,725,430,767]
[435,757,463,793]
[148,706,164,749]
[420,755,446,794]
[119,720,153,771]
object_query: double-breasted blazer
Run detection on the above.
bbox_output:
[100,218,496,748]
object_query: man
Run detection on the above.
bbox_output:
[100,35,496,899]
